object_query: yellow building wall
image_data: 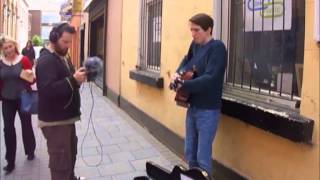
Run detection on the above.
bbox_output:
[120,0,319,180]
[106,0,122,94]
[70,14,81,68]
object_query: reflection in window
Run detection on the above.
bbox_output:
[226,0,305,99]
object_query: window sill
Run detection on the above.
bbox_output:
[222,87,314,143]
[129,70,164,89]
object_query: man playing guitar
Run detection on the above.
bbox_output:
[170,13,227,177]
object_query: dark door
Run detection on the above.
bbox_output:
[89,15,104,88]
[80,27,85,67]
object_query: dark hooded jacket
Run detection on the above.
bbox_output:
[36,48,81,122]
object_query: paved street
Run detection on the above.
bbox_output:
[0,84,186,180]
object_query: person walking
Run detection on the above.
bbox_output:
[21,40,36,66]
[0,37,36,174]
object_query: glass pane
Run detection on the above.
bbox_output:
[228,0,305,98]
[147,0,162,71]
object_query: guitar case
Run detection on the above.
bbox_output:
[134,161,211,180]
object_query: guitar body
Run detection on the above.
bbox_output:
[146,161,210,180]
[174,70,195,107]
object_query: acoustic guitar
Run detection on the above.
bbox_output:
[173,69,196,108]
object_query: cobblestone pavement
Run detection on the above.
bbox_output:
[0,84,186,180]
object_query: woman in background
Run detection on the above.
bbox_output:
[0,38,36,174]
[22,40,35,66]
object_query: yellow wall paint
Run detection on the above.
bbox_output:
[106,0,122,94]
[70,15,81,68]
[120,0,319,180]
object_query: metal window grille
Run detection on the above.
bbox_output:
[139,0,162,72]
[217,0,305,100]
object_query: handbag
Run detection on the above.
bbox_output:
[20,90,38,114]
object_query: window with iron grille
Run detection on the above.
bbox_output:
[139,0,162,72]
[215,0,305,102]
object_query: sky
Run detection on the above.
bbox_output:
[27,0,68,40]
[27,0,67,11]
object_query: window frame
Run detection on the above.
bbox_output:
[138,0,163,73]
[213,0,314,143]
[213,0,305,108]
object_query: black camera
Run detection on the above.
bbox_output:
[84,56,103,82]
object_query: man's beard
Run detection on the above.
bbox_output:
[55,44,68,56]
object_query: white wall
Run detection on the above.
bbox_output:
[17,0,29,50]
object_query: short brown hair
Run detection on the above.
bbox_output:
[189,13,214,34]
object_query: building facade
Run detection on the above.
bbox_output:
[41,10,61,41]
[0,0,3,35]
[64,0,82,68]
[29,10,41,39]
[2,0,18,39]
[79,0,122,101]
[0,0,29,44]
[16,0,29,48]
[84,0,106,88]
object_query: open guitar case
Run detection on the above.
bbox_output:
[134,161,211,180]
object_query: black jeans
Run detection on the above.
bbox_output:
[2,99,36,165]
[42,124,77,180]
